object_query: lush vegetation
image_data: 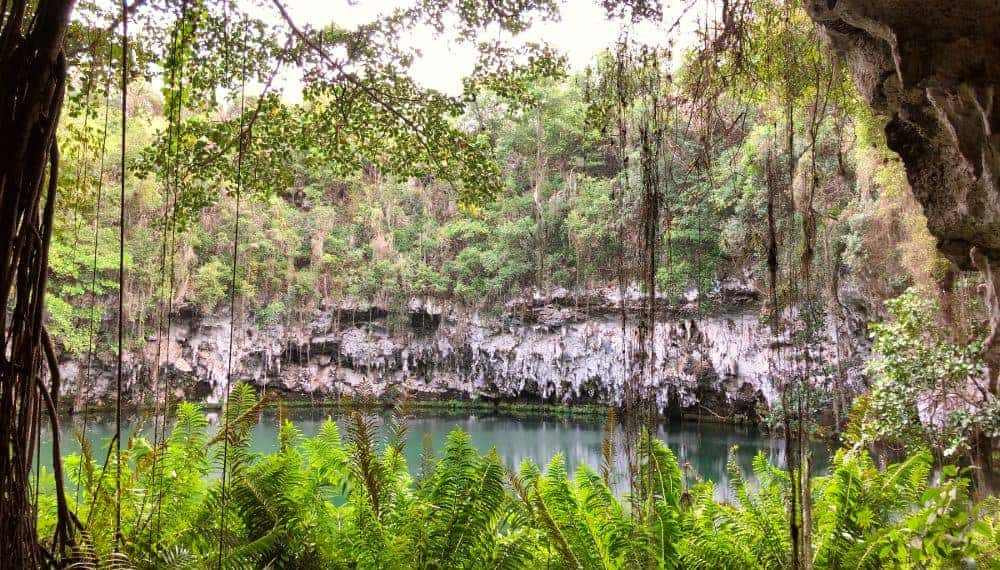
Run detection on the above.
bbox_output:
[37,385,1000,568]
[46,0,997,469]
[48,60,953,334]
[861,290,999,463]
[46,0,968,346]
[16,0,998,566]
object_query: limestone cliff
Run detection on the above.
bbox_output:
[804,0,1000,393]
[61,285,869,421]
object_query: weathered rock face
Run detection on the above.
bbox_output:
[62,287,870,420]
[804,0,1000,390]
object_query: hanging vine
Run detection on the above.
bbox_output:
[0,0,82,564]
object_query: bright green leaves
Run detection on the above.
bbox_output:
[680,446,990,570]
[39,402,998,568]
[863,289,994,457]
[532,453,611,568]
[191,259,230,312]
[810,450,981,568]
[418,430,509,567]
[514,443,685,570]
[463,43,568,109]
[127,0,572,232]
[636,433,684,567]
[140,69,508,226]
[566,175,618,274]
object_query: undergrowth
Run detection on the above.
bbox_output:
[37,384,1000,569]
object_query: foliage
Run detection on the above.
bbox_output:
[191,259,230,312]
[22,0,1000,568]
[682,447,999,569]
[39,393,997,568]
[48,0,944,349]
[862,289,997,458]
[46,0,572,356]
[761,383,834,438]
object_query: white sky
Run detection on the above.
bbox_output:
[267,0,710,99]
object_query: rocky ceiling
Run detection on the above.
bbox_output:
[803,0,1000,390]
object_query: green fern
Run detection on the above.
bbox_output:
[40,397,998,569]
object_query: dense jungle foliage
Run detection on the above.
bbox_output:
[49,38,959,349]
[47,0,995,462]
[48,3,947,342]
[35,385,1000,568]
[18,0,999,566]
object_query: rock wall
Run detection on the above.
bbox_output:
[804,0,1000,393]
[62,286,870,420]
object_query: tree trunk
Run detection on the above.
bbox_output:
[0,0,78,565]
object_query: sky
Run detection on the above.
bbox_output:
[266,0,710,99]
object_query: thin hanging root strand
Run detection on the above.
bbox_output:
[75,36,115,506]
[137,0,191,541]
[218,14,251,567]
[113,0,129,550]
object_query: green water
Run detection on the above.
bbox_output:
[41,408,830,500]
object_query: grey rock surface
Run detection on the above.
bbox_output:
[804,0,1000,392]
[62,286,870,420]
